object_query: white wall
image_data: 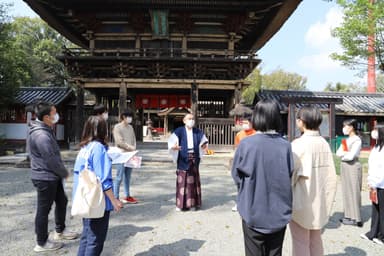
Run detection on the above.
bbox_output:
[0,123,29,140]
[0,123,65,141]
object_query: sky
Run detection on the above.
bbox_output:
[2,0,366,91]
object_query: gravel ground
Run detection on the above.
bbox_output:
[0,153,382,256]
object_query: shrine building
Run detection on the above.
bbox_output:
[23,0,302,146]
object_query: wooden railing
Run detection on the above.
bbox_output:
[62,47,258,60]
[198,118,235,146]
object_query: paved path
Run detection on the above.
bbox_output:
[0,150,382,255]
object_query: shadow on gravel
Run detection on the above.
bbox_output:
[326,246,367,256]
[325,205,373,230]
[134,238,205,256]
[0,168,34,197]
[108,223,154,240]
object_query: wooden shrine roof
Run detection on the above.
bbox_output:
[23,0,302,51]
[256,90,384,116]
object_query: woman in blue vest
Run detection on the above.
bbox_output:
[168,113,208,211]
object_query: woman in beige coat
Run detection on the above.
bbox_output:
[290,106,337,256]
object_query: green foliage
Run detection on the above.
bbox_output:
[242,68,307,104]
[332,0,384,71]
[11,17,72,87]
[261,68,307,91]
[377,73,384,92]
[243,68,262,104]
[0,3,25,110]
[324,81,366,92]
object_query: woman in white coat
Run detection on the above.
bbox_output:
[361,125,384,245]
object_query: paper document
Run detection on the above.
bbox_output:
[107,147,138,164]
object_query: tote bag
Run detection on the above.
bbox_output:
[71,143,105,218]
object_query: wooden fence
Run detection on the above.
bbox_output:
[198,118,235,147]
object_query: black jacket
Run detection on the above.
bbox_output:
[27,120,68,181]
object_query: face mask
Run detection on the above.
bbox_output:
[242,123,250,131]
[52,113,59,124]
[102,112,108,121]
[186,119,195,128]
[371,130,378,140]
[126,117,132,124]
[342,127,350,136]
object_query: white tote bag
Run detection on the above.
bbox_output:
[71,143,106,218]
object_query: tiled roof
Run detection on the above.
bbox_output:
[256,90,384,115]
[15,87,74,105]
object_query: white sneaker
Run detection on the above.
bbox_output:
[33,240,63,252]
[232,205,238,212]
[373,238,384,245]
[360,233,371,241]
[175,207,182,212]
[53,229,79,240]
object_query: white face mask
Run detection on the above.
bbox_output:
[102,112,108,121]
[126,117,132,124]
[342,127,350,136]
[242,123,250,131]
[186,119,195,128]
[52,113,59,124]
[371,130,378,140]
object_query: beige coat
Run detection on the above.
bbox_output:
[291,130,337,229]
[113,122,136,152]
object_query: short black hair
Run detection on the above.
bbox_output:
[343,119,358,131]
[252,99,282,132]
[93,104,106,115]
[296,106,323,130]
[34,101,54,121]
[120,109,134,120]
[376,124,384,151]
[243,113,252,122]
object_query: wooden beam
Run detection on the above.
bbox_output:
[75,81,84,143]
[81,78,244,84]
[119,81,127,115]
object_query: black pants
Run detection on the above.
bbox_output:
[32,179,68,246]
[366,188,384,240]
[242,220,286,256]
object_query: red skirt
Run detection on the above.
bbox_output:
[175,153,202,209]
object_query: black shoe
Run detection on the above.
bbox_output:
[356,221,363,227]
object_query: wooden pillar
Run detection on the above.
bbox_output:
[235,82,242,104]
[288,103,296,142]
[191,82,199,124]
[119,81,127,116]
[87,30,95,54]
[75,81,85,143]
[182,35,187,57]
[330,103,336,151]
[135,35,141,57]
[228,32,235,57]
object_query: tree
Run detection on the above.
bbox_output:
[242,68,262,104]
[376,73,384,92]
[331,0,384,72]
[10,17,72,87]
[261,68,307,91]
[0,3,28,110]
[242,68,307,104]
[323,81,365,92]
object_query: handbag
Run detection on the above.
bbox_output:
[71,142,106,218]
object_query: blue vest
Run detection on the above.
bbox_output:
[174,126,204,170]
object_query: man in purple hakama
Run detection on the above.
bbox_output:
[168,113,208,211]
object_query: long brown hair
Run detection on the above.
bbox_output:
[79,116,108,147]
